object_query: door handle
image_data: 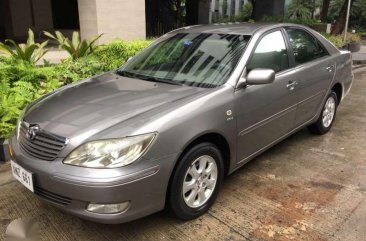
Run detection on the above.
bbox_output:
[286,80,298,91]
[326,65,335,72]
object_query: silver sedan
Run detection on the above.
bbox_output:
[9,23,353,223]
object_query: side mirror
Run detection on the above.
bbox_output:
[246,68,275,85]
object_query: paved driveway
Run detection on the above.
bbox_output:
[1,70,366,241]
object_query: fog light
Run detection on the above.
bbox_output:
[86,201,130,214]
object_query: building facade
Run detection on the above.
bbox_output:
[0,0,289,43]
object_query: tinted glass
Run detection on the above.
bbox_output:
[286,28,328,65]
[247,31,289,73]
[119,33,250,88]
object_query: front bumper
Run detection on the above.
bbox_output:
[9,135,177,224]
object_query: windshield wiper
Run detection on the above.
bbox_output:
[136,75,183,86]
[116,69,134,78]
[116,70,183,86]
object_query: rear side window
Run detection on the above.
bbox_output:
[246,31,289,73]
[286,28,328,65]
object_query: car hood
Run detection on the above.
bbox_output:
[24,72,207,139]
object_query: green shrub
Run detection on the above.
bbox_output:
[0,79,38,138]
[0,29,48,64]
[44,31,102,60]
[54,58,105,84]
[261,15,317,26]
[359,31,366,38]
[346,32,361,43]
[285,0,312,21]
[91,39,153,70]
[0,38,151,138]
[321,33,345,48]
[321,32,361,48]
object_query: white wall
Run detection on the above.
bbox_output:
[78,0,146,42]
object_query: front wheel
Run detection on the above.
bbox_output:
[308,91,338,135]
[168,143,224,220]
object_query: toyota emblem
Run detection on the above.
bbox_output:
[27,125,40,140]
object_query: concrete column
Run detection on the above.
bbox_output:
[234,0,240,16]
[209,0,216,23]
[227,0,232,16]
[219,0,224,16]
[77,0,99,40]
[78,0,146,43]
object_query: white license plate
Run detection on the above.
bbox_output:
[11,160,34,192]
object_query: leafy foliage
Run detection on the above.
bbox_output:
[261,15,317,26]
[44,31,102,60]
[91,39,152,70]
[0,29,48,64]
[321,32,361,48]
[286,0,313,21]
[0,39,152,138]
[0,80,38,138]
[212,2,253,23]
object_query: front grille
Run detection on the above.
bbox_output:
[18,120,68,161]
[34,186,72,206]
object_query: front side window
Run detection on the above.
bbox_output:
[246,31,289,73]
[286,28,328,65]
[119,33,250,88]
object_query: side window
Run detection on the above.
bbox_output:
[247,31,289,73]
[286,28,328,65]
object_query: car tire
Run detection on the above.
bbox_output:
[308,91,338,135]
[168,142,224,220]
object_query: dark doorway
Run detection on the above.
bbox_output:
[51,0,79,29]
[0,0,12,41]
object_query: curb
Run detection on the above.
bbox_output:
[352,65,366,74]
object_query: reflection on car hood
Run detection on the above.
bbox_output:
[24,72,206,138]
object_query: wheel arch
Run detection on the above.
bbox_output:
[177,132,231,176]
[331,82,343,105]
[165,131,232,207]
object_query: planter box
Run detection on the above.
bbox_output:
[348,41,361,52]
[341,41,362,52]
[0,139,10,163]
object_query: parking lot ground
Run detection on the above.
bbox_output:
[1,70,366,241]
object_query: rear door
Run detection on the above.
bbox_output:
[284,28,336,127]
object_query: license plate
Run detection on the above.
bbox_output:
[11,160,34,192]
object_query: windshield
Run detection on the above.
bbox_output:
[119,33,251,88]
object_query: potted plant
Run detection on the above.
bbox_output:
[346,32,362,52]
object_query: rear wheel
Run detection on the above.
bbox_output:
[308,91,338,135]
[168,143,224,220]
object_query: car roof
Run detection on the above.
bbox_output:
[168,22,340,55]
[170,22,282,36]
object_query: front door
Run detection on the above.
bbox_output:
[235,30,298,164]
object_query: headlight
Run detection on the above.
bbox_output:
[16,108,26,141]
[63,133,156,168]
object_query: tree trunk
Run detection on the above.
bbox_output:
[320,0,330,22]
[331,0,353,35]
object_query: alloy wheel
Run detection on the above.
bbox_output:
[182,155,218,208]
[322,96,336,128]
